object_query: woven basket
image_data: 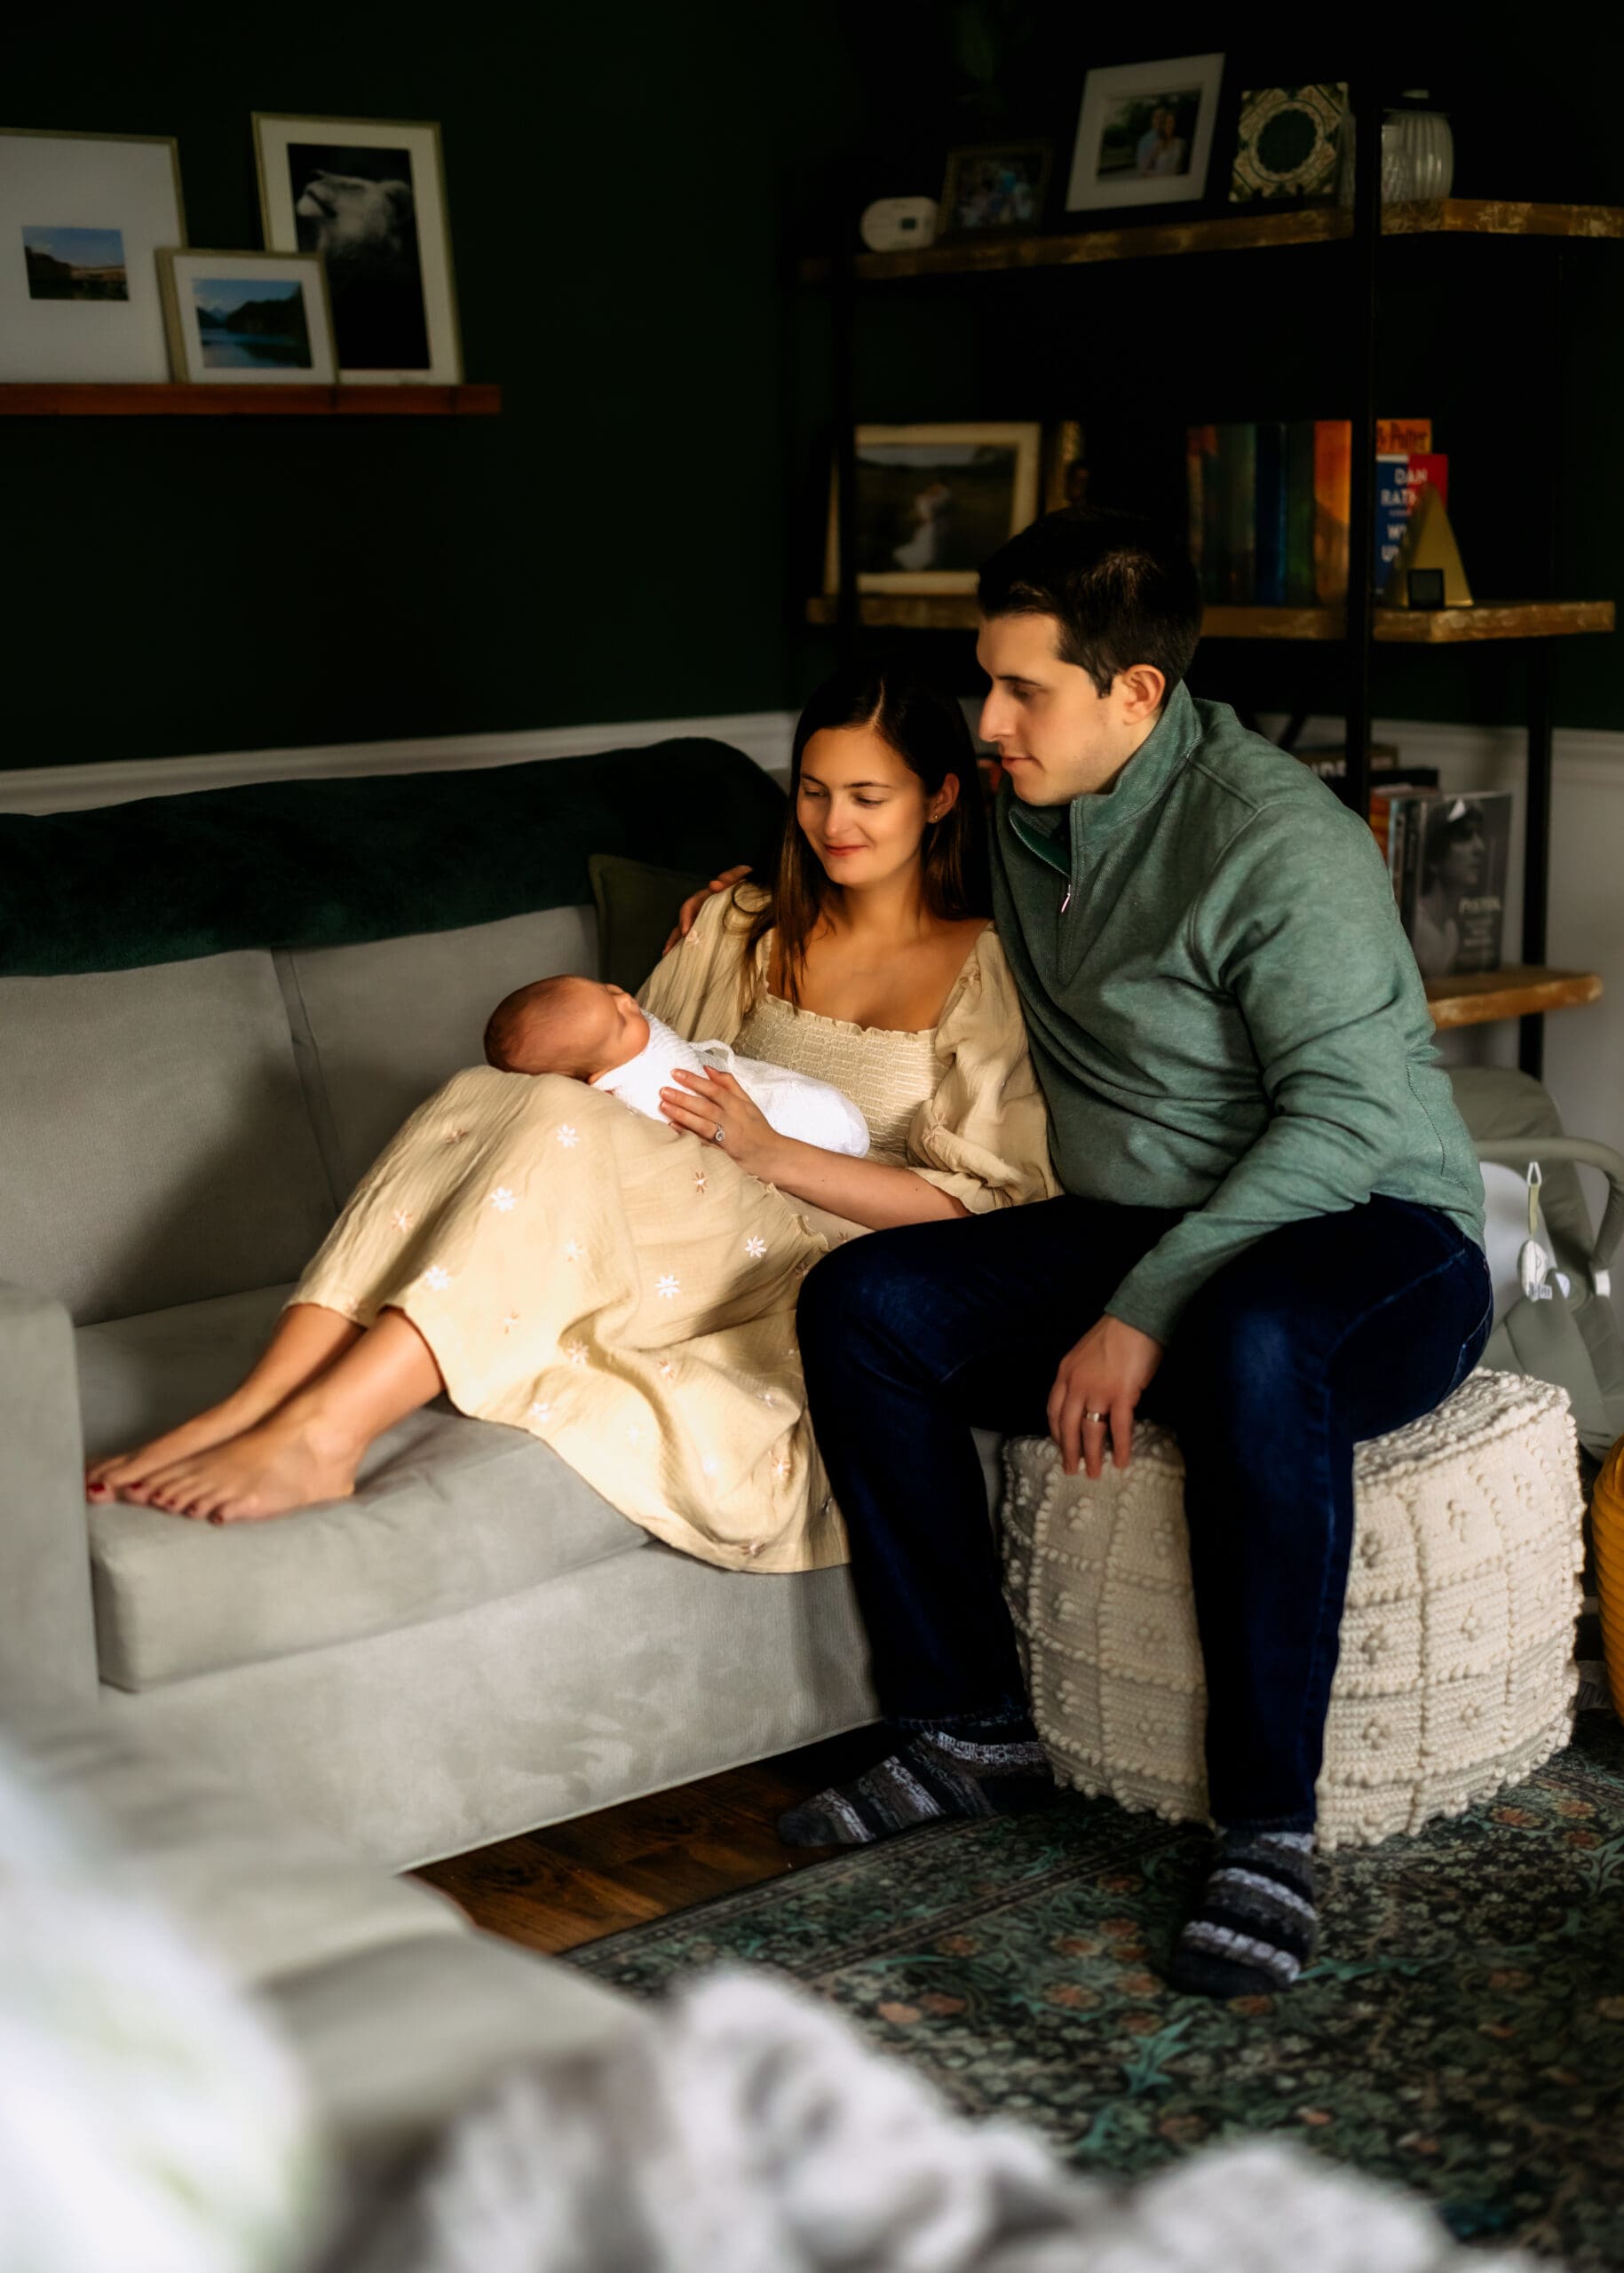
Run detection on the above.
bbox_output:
[1002,1371,1585,1850]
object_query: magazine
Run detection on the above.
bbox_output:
[1386,790,1514,978]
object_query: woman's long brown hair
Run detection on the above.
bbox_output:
[737,666,992,1012]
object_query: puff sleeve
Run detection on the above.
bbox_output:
[636,886,767,1045]
[906,931,1058,1214]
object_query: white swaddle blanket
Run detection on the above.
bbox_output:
[593,1011,870,1158]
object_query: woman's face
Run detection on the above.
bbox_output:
[796,725,956,894]
[1441,826,1485,890]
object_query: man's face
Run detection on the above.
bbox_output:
[976,613,1161,805]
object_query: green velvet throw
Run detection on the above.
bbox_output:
[0,738,787,976]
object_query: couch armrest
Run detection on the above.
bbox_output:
[0,1280,97,1715]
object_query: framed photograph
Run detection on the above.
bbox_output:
[0,127,186,381]
[939,142,1052,238]
[1229,84,1347,205]
[157,249,336,384]
[252,113,462,383]
[825,423,1042,596]
[1064,52,1224,212]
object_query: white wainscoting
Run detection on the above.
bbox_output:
[0,709,800,815]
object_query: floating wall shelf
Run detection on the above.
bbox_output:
[0,383,501,416]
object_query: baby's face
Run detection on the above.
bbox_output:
[513,979,647,1079]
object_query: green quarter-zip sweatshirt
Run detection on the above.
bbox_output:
[989,682,1485,1345]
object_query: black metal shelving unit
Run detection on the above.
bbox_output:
[805,88,1620,1079]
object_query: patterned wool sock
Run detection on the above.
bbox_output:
[1168,1829,1319,1999]
[776,1728,1053,1849]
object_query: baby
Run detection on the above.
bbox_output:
[484,976,871,1158]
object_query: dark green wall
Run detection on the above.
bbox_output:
[9,5,1623,770]
[5,1,854,767]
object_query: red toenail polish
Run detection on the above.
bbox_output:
[208,1512,223,1525]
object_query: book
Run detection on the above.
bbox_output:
[1313,420,1352,601]
[1186,424,1214,583]
[1285,420,1317,603]
[1386,790,1513,977]
[1367,770,1442,867]
[1214,423,1256,602]
[1375,417,1432,455]
[1255,422,1287,604]
[1375,452,1448,592]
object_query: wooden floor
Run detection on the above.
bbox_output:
[414,1729,878,1955]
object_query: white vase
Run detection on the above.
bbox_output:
[1337,104,1455,206]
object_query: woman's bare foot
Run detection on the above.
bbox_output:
[139,1412,361,1525]
[86,1305,363,1506]
[86,1395,273,1505]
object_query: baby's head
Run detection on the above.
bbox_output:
[484,976,649,1081]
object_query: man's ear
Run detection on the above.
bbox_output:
[1116,663,1168,722]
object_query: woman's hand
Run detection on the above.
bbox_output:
[1047,1315,1164,1479]
[659,1066,783,1180]
[662,864,751,955]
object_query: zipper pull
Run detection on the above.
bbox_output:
[1060,884,1072,915]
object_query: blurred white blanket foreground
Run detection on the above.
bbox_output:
[0,1726,1542,2273]
[332,1969,1540,2273]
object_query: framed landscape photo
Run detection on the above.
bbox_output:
[825,423,1042,596]
[253,113,462,383]
[1065,52,1224,213]
[158,249,336,384]
[0,127,186,381]
[939,142,1052,239]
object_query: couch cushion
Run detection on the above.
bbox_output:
[78,1285,644,1691]
[0,952,337,1325]
[281,904,597,1193]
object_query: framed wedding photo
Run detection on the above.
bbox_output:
[158,249,337,384]
[0,127,186,381]
[939,142,1053,239]
[252,113,463,383]
[825,423,1042,597]
[1065,52,1224,213]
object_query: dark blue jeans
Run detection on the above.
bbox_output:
[797,1194,1493,1834]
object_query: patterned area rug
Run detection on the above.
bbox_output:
[571,1715,1624,2267]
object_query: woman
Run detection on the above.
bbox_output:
[86,669,1055,1568]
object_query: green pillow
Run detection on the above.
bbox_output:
[588,852,712,994]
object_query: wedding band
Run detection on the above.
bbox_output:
[1084,1410,1108,1424]
[712,1125,726,1146]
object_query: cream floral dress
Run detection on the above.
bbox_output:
[290,888,1056,1572]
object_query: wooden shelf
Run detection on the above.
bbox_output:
[0,382,501,416]
[1426,966,1603,1029]
[805,595,1615,642]
[804,199,1624,283]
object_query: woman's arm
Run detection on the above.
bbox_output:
[660,1070,966,1229]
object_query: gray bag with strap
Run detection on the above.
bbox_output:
[1448,1066,1624,1463]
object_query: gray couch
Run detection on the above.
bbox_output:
[0,893,918,1870]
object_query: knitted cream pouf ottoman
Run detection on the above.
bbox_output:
[1001,1371,1586,1849]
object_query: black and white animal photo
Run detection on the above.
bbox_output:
[289,141,430,371]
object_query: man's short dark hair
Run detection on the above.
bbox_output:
[978,506,1202,699]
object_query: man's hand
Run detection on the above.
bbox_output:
[1047,1315,1164,1479]
[662,864,752,955]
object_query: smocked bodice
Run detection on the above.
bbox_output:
[733,994,939,1164]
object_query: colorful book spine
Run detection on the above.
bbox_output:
[1186,424,1215,586]
[1215,423,1256,604]
[1255,423,1287,605]
[1375,417,1432,456]
[1313,421,1352,602]
[1285,420,1317,604]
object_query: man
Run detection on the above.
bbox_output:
[778,509,1491,2000]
